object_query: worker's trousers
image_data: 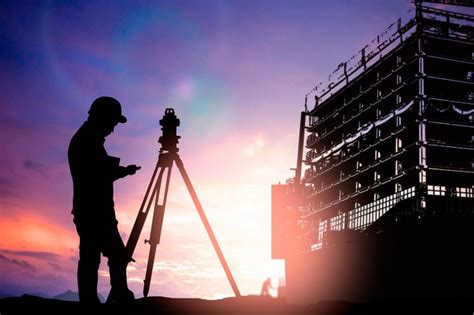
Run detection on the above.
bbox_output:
[74,214,129,303]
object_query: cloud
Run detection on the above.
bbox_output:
[242,134,265,156]
[48,261,62,270]
[0,249,62,261]
[0,215,77,254]
[0,248,78,298]
[0,176,12,186]
[0,188,20,199]
[0,253,37,272]
[23,160,49,179]
[0,176,21,200]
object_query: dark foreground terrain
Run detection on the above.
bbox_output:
[1,295,473,315]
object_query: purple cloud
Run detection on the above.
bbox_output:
[0,254,36,272]
[0,249,62,261]
[23,160,49,179]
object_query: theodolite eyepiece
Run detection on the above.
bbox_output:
[158,108,181,153]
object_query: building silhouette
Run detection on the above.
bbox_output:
[273,4,474,303]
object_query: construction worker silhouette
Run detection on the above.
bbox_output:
[68,96,140,304]
[260,277,273,296]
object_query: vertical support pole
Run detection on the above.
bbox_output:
[418,44,425,113]
[416,11,428,213]
[417,25,426,161]
[361,47,367,71]
[344,62,349,83]
[398,18,403,44]
[292,111,307,251]
[175,156,241,298]
[415,0,422,27]
[295,111,306,185]
[418,123,426,168]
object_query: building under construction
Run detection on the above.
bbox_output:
[272,2,474,303]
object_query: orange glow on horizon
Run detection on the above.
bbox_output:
[0,214,76,254]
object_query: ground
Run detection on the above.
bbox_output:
[0,294,473,315]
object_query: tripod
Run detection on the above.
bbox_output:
[107,109,240,302]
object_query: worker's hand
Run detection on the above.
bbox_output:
[125,164,141,175]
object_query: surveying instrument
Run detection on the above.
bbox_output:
[107,108,240,302]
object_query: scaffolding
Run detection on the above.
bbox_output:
[282,5,474,254]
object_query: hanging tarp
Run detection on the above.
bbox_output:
[345,133,360,144]
[322,150,332,158]
[308,100,416,166]
[453,106,474,115]
[431,104,450,112]
[332,141,345,152]
[359,123,374,135]
[312,155,322,163]
[394,100,414,115]
[374,113,394,126]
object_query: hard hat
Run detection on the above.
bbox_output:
[88,96,127,123]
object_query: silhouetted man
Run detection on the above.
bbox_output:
[260,277,273,296]
[68,96,140,304]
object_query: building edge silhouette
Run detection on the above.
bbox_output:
[273,3,474,304]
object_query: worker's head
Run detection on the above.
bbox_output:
[87,96,127,136]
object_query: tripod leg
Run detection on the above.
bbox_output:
[143,241,158,298]
[126,159,163,258]
[174,157,241,297]
[107,159,162,304]
[143,164,173,297]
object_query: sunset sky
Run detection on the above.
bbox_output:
[1,0,472,300]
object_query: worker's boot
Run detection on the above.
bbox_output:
[108,286,135,304]
[108,258,135,304]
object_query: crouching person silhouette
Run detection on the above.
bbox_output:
[68,96,141,304]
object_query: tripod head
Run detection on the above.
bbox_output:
[158,108,181,153]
